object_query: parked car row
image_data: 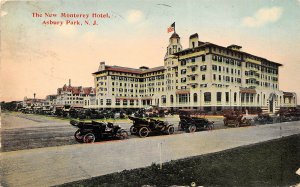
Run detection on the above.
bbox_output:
[20,106,178,119]
[70,115,215,143]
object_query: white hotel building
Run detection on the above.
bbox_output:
[84,32,297,113]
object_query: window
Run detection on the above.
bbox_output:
[179,94,188,103]
[193,93,197,102]
[234,92,237,102]
[241,93,245,102]
[213,74,216,80]
[191,66,196,72]
[219,75,222,81]
[191,58,195,62]
[115,99,120,106]
[161,95,166,104]
[250,94,254,103]
[217,92,222,102]
[218,56,222,62]
[170,95,174,103]
[218,66,222,72]
[212,55,217,61]
[181,60,186,66]
[202,75,206,80]
[100,99,103,105]
[212,65,217,71]
[106,99,112,105]
[204,92,211,102]
[181,69,186,74]
[181,77,187,83]
[200,65,207,71]
[130,100,134,105]
[123,99,127,105]
[225,92,229,102]
[202,55,205,61]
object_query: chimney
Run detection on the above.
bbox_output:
[189,33,199,48]
[98,61,105,71]
[69,79,71,86]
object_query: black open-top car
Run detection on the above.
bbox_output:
[128,116,175,138]
[70,119,128,143]
[178,115,214,132]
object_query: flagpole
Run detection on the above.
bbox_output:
[174,22,175,33]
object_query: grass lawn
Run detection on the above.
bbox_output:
[58,134,300,187]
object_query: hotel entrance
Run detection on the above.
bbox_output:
[268,93,276,113]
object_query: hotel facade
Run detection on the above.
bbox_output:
[84,32,297,113]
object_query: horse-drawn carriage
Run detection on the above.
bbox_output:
[70,119,128,143]
[223,110,252,127]
[129,116,175,138]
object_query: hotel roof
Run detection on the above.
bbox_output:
[173,42,283,66]
[93,65,165,75]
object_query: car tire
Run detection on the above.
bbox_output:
[118,130,129,140]
[187,125,196,133]
[130,125,137,135]
[74,129,84,143]
[138,127,150,138]
[83,133,96,143]
[166,125,175,135]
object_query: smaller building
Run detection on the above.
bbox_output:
[55,80,96,108]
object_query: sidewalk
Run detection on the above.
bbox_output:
[1,121,299,187]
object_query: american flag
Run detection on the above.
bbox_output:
[167,22,175,33]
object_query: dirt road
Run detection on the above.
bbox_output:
[1,114,299,187]
[0,112,225,152]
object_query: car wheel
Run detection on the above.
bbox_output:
[130,125,137,135]
[74,129,84,142]
[207,124,213,130]
[118,130,129,140]
[83,133,95,143]
[166,125,175,135]
[138,127,150,138]
[187,125,196,133]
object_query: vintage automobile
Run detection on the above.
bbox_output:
[276,108,300,122]
[178,115,214,132]
[70,119,128,143]
[223,110,252,127]
[253,113,274,125]
[128,116,175,138]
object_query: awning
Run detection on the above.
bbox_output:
[176,89,190,94]
[239,88,256,94]
[116,97,139,100]
[283,92,294,97]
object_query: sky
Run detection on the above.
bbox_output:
[1,0,300,103]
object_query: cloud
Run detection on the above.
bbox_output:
[242,7,283,27]
[126,9,144,24]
